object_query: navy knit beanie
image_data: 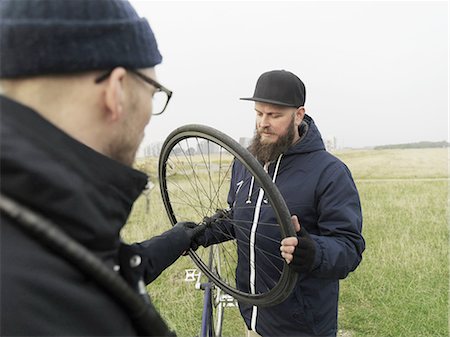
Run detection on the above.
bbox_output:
[0,0,162,78]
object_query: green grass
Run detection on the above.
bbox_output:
[335,148,448,179]
[123,148,449,337]
[123,191,247,336]
[339,180,448,336]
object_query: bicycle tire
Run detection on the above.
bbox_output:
[159,124,298,306]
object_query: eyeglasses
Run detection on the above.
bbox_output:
[95,69,173,116]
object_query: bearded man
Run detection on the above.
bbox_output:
[194,70,365,337]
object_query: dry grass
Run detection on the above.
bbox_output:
[123,147,449,337]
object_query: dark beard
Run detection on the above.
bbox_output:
[248,118,296,163]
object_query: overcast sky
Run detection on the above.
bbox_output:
[131,0,448,149]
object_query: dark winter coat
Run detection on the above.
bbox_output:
[204,115,365,336]
[0,95,188,336]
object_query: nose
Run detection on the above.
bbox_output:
[259,114,270,128]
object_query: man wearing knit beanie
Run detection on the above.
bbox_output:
[0,1,200,335]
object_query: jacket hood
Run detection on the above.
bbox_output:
[285,114,326,156]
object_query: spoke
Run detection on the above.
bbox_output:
[168,146,208,216]
[160,130,296,304]
[202,218,283,293]
[196,138,221,212]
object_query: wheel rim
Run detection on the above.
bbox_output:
[159,124,298,306]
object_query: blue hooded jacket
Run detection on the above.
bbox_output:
[206,115,364,336]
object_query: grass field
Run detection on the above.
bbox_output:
[122,148,449,337]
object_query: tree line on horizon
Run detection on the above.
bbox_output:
[374,140,449,150]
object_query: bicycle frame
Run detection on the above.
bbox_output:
[200,281,215,337]
[185,245,236,337]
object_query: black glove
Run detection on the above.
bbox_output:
[173,221,206,253]
[191,208,231,250]
[290,227,316,273]
[201,208,232,226]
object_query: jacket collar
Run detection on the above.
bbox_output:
[286,114,326,156]
[0,95,148,251]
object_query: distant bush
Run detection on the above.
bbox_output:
[374,141,449,150]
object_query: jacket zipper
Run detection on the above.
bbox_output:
[249,154,283,332]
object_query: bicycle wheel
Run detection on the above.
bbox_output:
[159,124,298,306]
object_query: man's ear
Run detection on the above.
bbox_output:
[295,107,305,126]
[103,67,127,122]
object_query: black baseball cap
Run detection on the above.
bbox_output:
[240,70,306,108]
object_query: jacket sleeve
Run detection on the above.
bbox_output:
[309,162,365,279]
[121,226,191,285]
